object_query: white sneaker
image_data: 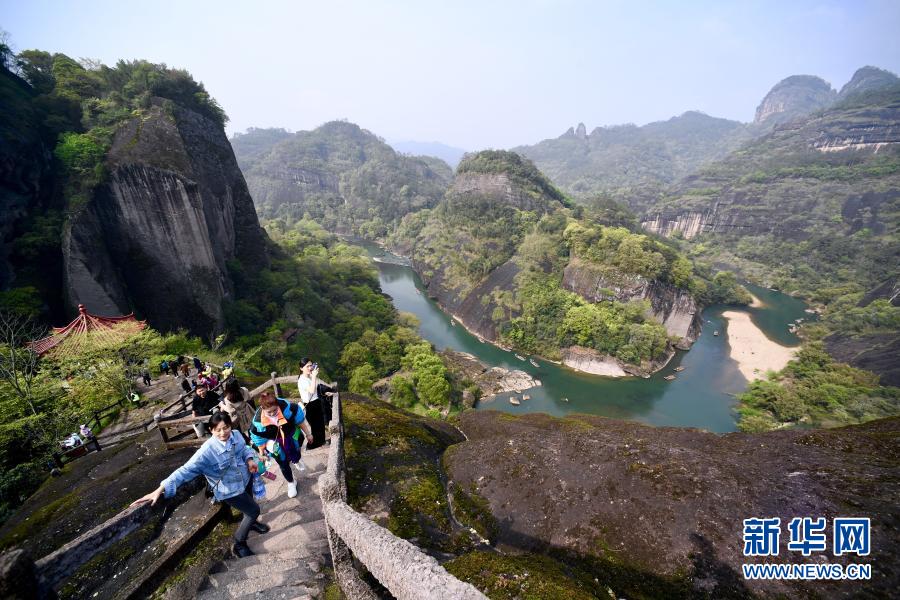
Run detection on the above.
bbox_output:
[287,481,298,498]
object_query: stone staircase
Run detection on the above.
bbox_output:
[196,444,332,599]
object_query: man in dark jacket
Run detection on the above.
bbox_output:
[191,383,220,438]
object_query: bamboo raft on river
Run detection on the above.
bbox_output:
[674,366,685,372]
[664,375,677,381]
[509,397,521,405]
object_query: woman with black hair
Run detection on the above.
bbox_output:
[217,378,255,440]
[130,412,269,558]
[296,357,336,449]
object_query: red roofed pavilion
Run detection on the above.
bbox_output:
[29,304,147,358]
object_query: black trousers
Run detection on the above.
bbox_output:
[271,452,295,483]
[305,384,334,449]
[222,483,260,543]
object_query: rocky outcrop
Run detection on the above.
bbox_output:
[561,345,672,378]
[63,101,267,337]
[446,172,558,216]
[562,257,700,347]
[560,346,628,377]
[445,410,900,598]
[439,350,538,397]
[753,74,836,126]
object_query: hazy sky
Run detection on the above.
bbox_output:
[3,0,899,149]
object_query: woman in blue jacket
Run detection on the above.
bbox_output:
[250,392,313,499]
[131,412,268,558]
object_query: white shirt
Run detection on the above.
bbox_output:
[297,374,317,404]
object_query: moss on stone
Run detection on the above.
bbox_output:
[445,550,602,600]
[323,580,346,600]
[449,483,498,544]
[343,395,463,552]
[150,519,234,599]
[387,471,449,539]
[58,517,161,599]
[0,490,79,549]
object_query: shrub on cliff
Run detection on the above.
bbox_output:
[737,343,900,430]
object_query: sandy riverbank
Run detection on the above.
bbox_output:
[748,293,764,308]
[721,310,797,381]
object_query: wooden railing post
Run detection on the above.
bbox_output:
[270,371,283,397]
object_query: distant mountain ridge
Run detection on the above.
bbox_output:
[515,66,900,207]
[513,111,750,202]
[231,122,452,238]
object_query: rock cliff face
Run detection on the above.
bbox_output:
[63,101,268,337]
[408,255,519,342]
[753,74,836,126]
[563,257,699,346]
[446,172,559,216]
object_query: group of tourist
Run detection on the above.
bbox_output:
[158,355,212,379]
[132,357,336,558]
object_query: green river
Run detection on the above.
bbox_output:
[354,241,812,433]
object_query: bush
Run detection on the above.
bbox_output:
[349,364,378,395]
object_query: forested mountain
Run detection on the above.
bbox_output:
[391,150,748,375]
[231,122,453,238]
[513,68,899,211]
[641,66,900,389]
[751,74,836,127]
[513,111,751,205]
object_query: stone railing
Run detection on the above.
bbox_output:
[318,393,486,600]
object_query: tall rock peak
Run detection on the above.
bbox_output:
[63,100,268,338]
[754,74,836,126]
[575,122,587,139]
[838,66,900,100]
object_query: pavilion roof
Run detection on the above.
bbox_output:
[29,304,146,357]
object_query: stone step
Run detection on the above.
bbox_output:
[206,563,318,596]
[260,502,324,532]
[196,581,319,600]
[213,540,330,574]
[246,518,328,554]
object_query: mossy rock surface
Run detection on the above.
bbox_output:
[0,431,194,557]
[445,410,900,598]
[445,550,604,600]
[342,393,463,551]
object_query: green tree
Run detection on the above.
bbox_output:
[349,364,378,395]
[389,375,416,408]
